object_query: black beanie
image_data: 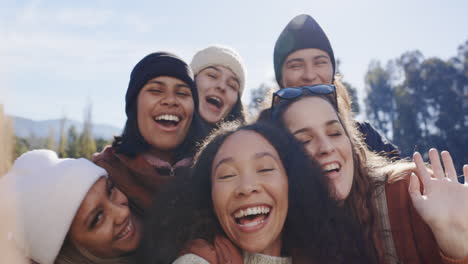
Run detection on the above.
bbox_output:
[273,14,336,87]
[125,52,196,117]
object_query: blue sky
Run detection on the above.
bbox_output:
[1,0,467,128]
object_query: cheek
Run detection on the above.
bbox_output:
[211,183,228,221]
[196,76,212,94]
[281,69,300,87]
[183,99,195,118]
[225,93,239,110]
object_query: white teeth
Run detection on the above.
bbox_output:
[118,220,132,239]
[208,96,221,103]
[155,114,180,122]
[239,219,265,227]
[323,163,340,172]
[234,206,270,219]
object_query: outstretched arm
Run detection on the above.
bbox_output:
[409,148,468,260]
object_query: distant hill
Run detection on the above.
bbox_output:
[10,116,122,140]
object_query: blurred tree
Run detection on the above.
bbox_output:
[364,42,467,173]
[0,105,14,175]
[46,127,55,151]
[67,125,80,158]
[341,81,360,114]
[57,117,67,158]
[79,100,96,159]
[248,81,276,119]
[95,138,111,152]
[14,137,29,159]
[364,60,396,137]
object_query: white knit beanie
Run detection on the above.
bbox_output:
[190,44,246,96]
[0,149,107,264]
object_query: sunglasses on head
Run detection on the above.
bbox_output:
[271,84,338,108]
[270,84,338,119]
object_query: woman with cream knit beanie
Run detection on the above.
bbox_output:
[190,44,247,125]
[0,149,141,264]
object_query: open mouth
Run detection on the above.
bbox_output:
[116,218,134,241]
[206,96,224,110]
[322,162,341,174]
[154,114,181,128]
[233,205,271,228]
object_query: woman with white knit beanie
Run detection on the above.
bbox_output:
[190,44,247,125]
[0,149,142,264]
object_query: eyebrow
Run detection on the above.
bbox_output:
[146,80,190,89]
[254,151,278,161]
[285,58,304,65]
[207,66,240,85]
[146,80,165,86]
[292,120,340,135]
[285,55,330,65]
[213,157,233,171]
[313,55,330,60]
[205,66,221,73]
[213,151,277,171]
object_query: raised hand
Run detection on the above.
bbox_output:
[408,148,468,259]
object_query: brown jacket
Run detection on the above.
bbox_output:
[386,178,468,264]
[92,146,189,216]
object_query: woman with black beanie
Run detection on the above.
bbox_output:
[93,52,208,217]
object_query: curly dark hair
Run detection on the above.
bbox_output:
[263,93,390,263]
[138,121,376,264]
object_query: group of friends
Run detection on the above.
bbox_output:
[1,14,468,264]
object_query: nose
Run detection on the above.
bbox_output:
[301,64,319,85]
[314,136,335,157]
[215,79,227,93]
[160,92,179,107]
[235,174,260,197]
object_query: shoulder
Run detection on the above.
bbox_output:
[173,254,210,264]
[92,145,116,165]
[181,236,243,264]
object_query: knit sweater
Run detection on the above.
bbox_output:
[174,252,291,264]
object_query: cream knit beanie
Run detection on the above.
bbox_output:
[190,44,246,96]
[0,149,107,264]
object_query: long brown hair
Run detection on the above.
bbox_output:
[268,92,402,263]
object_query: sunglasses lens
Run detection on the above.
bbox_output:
[277,88,303,99]
[305,85,334,94]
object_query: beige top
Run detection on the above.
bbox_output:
[173,252,292,264]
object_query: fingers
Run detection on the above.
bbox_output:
[441,151,457,181]
[408,172,423,202]
[413,152,431,186]
[429,148,445,180]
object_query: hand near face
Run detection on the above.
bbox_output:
[408,148,468,259]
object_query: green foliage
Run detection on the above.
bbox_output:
[364,41,468,172]
[66,125,81,158]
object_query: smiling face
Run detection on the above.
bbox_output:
[281,48,334,88]
[69,177,142,258]
[195,65,240,124]
[136,76,194,160]
[282,97,354,200]
[211,130,288,256]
